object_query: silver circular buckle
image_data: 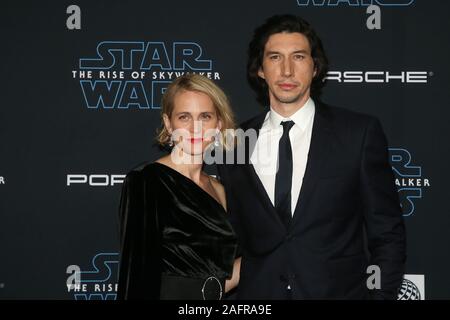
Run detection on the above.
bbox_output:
[201,276,223,300]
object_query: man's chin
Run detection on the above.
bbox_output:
[275,94,303,104]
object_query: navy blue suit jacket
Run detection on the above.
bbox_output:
[217,102,406,299]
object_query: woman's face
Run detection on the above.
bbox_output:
[163,89,221,156]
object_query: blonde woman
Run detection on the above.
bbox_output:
[117,74,240,300]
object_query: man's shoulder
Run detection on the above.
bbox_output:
[321,103,375,122]
[319,102,379,131]
[237,103,378,129]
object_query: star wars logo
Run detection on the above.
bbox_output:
[296,0,414,6]
[72,41,220,109]
[389,148,431,217]
[296,0,415,30]
[66,253,119,300]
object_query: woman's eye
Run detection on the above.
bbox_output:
[200,114,212,120]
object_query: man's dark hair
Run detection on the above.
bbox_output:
[247,14,329,106]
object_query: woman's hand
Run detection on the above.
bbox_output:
[225,257,241,293]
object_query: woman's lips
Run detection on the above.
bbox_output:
[189,138,204,144]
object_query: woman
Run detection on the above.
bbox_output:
[117,74,240,300]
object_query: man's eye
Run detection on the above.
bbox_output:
[294,55,305,60]
[269,55,279,60]
[179,115,188,120]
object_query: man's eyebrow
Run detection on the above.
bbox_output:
[265,49,310,55]
[292,49,309,54]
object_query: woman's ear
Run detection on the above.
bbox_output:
[162,113,172,134]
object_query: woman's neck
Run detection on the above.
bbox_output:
[163,151,204,183]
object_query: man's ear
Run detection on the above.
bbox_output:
[258,67,265,79]
[162,113,172,134]
[312,59,318,78]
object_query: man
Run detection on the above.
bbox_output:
[217,14,406,299]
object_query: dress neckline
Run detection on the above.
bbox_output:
[152,162,226,213]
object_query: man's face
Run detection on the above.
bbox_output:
[258,32,316,108]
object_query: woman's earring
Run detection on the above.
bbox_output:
[214,131,221,147]
[168,134,174,147]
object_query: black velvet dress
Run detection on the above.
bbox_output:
[117,162,238,300]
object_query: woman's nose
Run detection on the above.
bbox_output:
[191,120,203,135]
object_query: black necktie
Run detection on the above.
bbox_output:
[275,120,295,228]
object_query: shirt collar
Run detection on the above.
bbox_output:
[268,97,315,132]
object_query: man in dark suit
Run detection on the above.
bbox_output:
[217,14,406,299]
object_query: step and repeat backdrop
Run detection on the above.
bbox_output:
[1,0,449,300]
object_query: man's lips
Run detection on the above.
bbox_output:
[278,83,297,90]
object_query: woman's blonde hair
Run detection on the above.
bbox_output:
[156,74,236,150]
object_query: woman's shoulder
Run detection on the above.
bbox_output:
[124,160,170,182]
[126,160,156,174]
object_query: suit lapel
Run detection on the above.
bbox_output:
[290,102,334,228]
[239,103,334,231]
[240,112,287,230]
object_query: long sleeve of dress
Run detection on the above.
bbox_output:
[117,169,161,300]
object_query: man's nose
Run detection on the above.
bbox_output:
[282,58,293,77]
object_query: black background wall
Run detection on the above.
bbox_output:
[1,0,449,299]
